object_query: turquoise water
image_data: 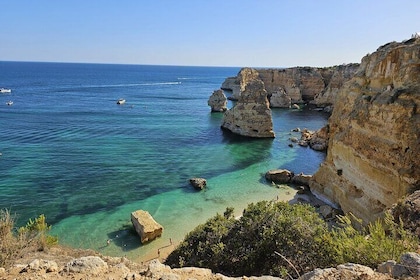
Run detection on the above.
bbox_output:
[0,62,328,260]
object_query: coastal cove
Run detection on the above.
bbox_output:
[0,62,328,261]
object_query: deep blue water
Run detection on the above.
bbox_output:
[0,61,328,259]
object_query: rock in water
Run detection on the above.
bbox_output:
[265,169,294,184]
[221,79,275,138]
[131,210,163,243]
[189,177,207,190]
[208,89,227,112]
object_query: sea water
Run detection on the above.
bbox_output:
[0,61,328,261]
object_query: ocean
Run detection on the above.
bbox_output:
[0,61,328,260]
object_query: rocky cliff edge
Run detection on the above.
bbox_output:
[310,37,420,223]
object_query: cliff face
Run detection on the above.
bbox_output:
[221,65,358,108]
[310,38,420,223]
[221,79,275,138]
[313,63,360,106]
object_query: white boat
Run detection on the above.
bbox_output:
[117,99,126,105]
[6,101,13,106]
[0,88,12,93]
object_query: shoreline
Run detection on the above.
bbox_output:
[128,185,330,264]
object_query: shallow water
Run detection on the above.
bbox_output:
[0,62,328,260]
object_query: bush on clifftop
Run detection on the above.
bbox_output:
[0,209,58,268]
[165,201,418,278]
[166,201,335,278]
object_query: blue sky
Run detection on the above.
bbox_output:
[1,0,419,67]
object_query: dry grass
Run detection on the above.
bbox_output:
[0,209,57,268]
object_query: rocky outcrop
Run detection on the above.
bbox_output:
[189,177,207,190]
[312,63,360,107]
[221,76,240,99]
[265,169,312,187]
[269,87,292,108]
[265,169,294,184]
[131,210,163,243]
[298,126,329,151]
[221,79,275,138]
[310,37,420,223]
[208,89,227,112]
[378,252,420,278]
[390,190,420,238]
[64,256,108,275]
[300,263,393,280]
[221,65,358,108]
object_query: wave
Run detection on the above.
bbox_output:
[84,81,182,88]
[51,82,182,93]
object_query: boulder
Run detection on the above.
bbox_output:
[131,210,163,243]
[298,126,329,152]
[189,178,207,190]
[377,252,420,278]
[64,256,108,275]
[300,263,389,280]
[265,169,293,184]
[400,252,420,277]
[208,89,227,112]
[390,190,420,238]
[291,173,312,186]
[21,259,59,273]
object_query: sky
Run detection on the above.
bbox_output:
[1,0,419,67]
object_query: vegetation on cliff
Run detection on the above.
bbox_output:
[165,201,418,278]
[0,209,57,268]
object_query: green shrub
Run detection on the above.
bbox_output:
[0,210,58,268]
[165,201,418,278]
[330,212,418,268]
[18,214,58,250]
[166,201,335,278]
[165,212,235,270]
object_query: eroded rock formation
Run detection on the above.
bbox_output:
[221,79,275,138]
[189,177,207,190]
[312,63,360,107]
[310,38,420,223]
[131,210,163,243]
[207,89,227,112]
[221,65,358,109]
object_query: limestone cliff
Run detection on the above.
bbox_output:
[310,37,420,223]
[312,63,360,107]
[221,65,358,108]
[221,79,275,138]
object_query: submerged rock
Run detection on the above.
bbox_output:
[189,177,207,190]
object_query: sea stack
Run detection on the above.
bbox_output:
[221,79,275,138]
[310,37,420,224]
[208,89,227,112]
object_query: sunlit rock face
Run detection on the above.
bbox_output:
[310,37,420,223]
[221,79,275,138]
[221,65,358,109]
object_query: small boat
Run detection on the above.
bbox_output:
[0,88,12,93]
[6,101,13,106]
[117,99,126,105]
